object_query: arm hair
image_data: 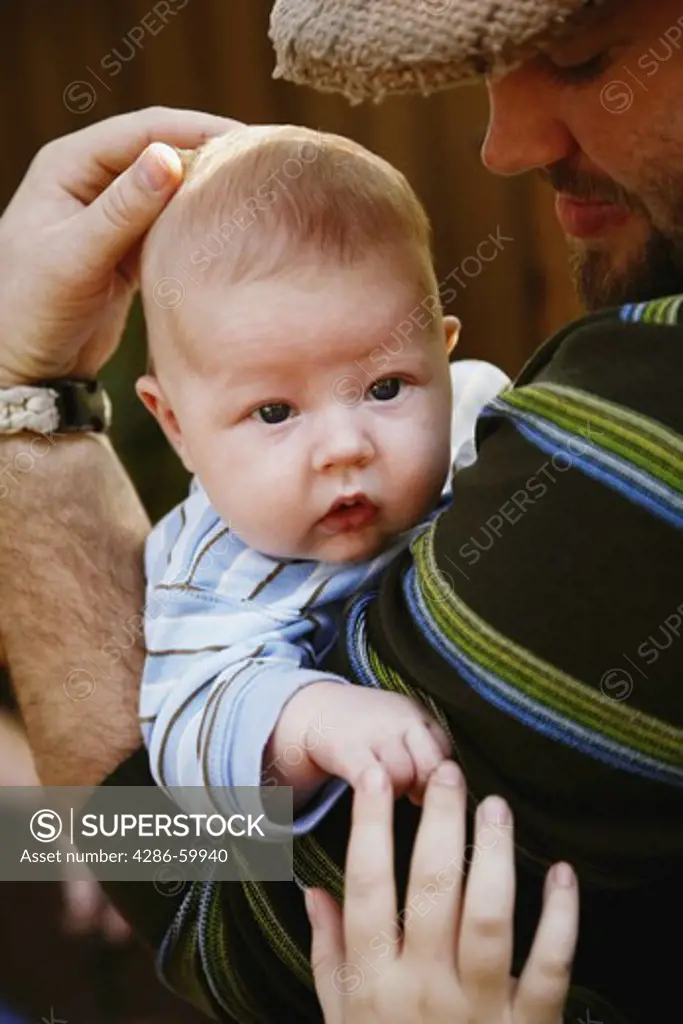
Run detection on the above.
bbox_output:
[0,433,149,786]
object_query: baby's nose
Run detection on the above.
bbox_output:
[312,423,375,473]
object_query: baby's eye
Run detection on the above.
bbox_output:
[369,377,402,402]
[252,402,294,425]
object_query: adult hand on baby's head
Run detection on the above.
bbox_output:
[0,107,242,385]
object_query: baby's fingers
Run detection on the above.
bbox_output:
[312,738,383,789]
[513,863,578,1024]
[404,721,450,801]
[373,734,419,794]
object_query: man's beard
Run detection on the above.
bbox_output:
[541,163,683,310]
[570,229,683,310]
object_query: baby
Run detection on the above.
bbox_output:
[137,125,508,828]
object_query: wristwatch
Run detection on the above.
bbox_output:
[0,379,112,435]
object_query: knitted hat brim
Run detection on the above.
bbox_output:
[269,0,611,104]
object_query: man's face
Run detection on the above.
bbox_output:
[482,0,683,308]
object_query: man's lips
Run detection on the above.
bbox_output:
[318,495,378,534]
[554,193,631,239]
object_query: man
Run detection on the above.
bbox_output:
[1,3,681,1023]
[271,0,683,311]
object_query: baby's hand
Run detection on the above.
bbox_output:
[264,682,451,806]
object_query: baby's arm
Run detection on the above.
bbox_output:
[263,681,451,807]
[142,486,449,826]
[142,498,421,824]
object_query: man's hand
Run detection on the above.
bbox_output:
[0,710,130,942]
[0,111,247,786]
[307,763,578,1024]
[0,106,241,384]
[61,875,131,944]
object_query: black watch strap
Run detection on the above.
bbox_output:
[35,378,112,433]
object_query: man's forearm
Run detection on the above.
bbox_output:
[0,709,39,785]
[0,433,149,786]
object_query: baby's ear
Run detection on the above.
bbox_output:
[135,375,195,473]
[443,316,461,356]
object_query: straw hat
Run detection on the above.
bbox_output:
[269,0,610,104]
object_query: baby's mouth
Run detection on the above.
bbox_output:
[319,494,379,533]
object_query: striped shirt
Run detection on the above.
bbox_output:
[99,298,683,1024]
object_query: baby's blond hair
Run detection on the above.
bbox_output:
[141,125,440,360]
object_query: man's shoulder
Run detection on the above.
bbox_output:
[516,292,683,391]
[472,291,683,540]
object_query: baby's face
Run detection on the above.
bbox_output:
[149,258,455,562]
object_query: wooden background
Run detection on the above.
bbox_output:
[0,0,581,520]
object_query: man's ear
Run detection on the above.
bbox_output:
[135,375,195,473]
[443,315,461,356]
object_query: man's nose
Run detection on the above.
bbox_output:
[312,413,375,473]
[481,69,577,176]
